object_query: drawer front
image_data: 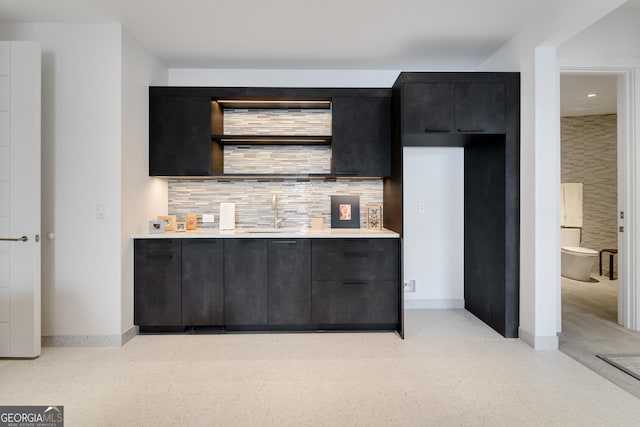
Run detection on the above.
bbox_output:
[135,238,181,254]
[312,239,398,281]
[311,280,398,324]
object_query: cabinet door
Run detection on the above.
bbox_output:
[312,239,398,281]
[182,239,223,326]
[454,82,506,133]
[331,96,391,177]
[149,95,212,176]
[134,239,182,326]
[402,83,454,134]
[268,239,311,325]
[312,281,398,324]
[224,239,268,326]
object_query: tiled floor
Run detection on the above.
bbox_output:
[2,309,640,426]
[560,274,640,398]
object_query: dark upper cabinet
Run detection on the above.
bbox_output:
[402,83,454,133]
[149,95,212,176]
[181,239,223,326]
[454,82,506,133]
[223,239,268,326]
[134,239,182,326]
[330,96,391,177]
[267,239,311,325]
[401,81,506,135]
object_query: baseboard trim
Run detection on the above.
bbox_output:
[519,327,559,350]
[42,326,138,348]
[404,299,465,309]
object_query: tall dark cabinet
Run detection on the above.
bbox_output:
[386,72,520,338]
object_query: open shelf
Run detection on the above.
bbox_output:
[213,135,331,145]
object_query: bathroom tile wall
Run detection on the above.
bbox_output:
[168,179,383,229]
[561,113,617,275]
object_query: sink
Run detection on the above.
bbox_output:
[235,228,306,234]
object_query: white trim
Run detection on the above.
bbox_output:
[519,327,559,350]
[404,299,465,309]
[559,66,638,331]
[42,326,138,347]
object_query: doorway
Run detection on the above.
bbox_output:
[560,73,619,324]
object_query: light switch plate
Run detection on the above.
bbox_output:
[202,213,215,223]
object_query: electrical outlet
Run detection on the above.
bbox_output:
[202,213,215,223]
[418,201,426,214]
[404,280,416,293]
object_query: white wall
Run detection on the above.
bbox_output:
[480,0,627,348]
[120,30,168,336]
[168,68,400,88]
[0,24,124,341]
[403,147,464,308]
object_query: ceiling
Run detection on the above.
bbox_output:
[560,75,617,117]
[0,0,629,116]
[0,0,561,70]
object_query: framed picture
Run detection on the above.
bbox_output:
[157,215,177,232]
[365,205,382,230]
[175,221,187,232]
[148,220,165,234]
[186,214,198,230]
[330,195,360,229]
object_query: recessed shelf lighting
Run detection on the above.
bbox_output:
[587,93,598,98]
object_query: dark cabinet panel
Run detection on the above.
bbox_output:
[224,239,268,326]
[312,239,398,281]
[401,81,506,138]
[312,281,398,324]
[134,239,182,326]
[331,96,391,177]
[182,239,223,326]
[267,239,311,325]
[311,239,399,326]
[149,95,212,176]
[402,83,454,134]
[454,82,506,133]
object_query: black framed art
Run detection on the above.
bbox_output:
[330,195,360,228]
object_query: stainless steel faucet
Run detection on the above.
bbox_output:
[272,194,286,229]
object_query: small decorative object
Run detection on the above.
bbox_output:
[186,214,198,230]
[175,221,187,232]
[330,195,360,229]
[365,205,382,230]
[157,215,177,232]
[148,220,165,234]
[310,217,325,230]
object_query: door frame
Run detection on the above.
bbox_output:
[559,66,637,330]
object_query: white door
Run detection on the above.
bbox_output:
[0,41,41,358]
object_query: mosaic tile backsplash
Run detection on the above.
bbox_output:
[168,179,383,229]
[223,145,331,174]
[223,109,331,135]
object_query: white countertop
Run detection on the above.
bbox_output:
[132,227,399,239]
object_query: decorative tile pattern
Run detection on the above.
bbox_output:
[169,179,383,229]
[223,109,331,135]
[224,145,331,174]
[561,114,617,275]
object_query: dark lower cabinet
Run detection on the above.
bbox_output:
[268,239,311,325]
[312,281,398,324]
[181,239,223,326]
[134,239,182,327]
[311,239,399,327]
[223,239,268,326]
[135,237,400,333]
